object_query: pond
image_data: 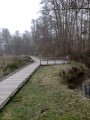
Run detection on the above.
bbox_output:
[68,76,90,99]
[78,80,90,99]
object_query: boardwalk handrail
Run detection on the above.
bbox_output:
[40,56,70,60]
[40,56,70,65]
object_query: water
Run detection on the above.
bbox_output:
[78,80,90,99]
[68,76,90,99]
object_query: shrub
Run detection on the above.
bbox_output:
[70,50,90,67]
[3,62,19,72]
[59,62,85,85]
[2,56,31,74]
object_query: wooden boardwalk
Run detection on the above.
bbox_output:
[0,56,40,109]
[0,56,68,110]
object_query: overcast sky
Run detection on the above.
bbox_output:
[0,0,41,34]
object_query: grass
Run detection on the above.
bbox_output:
[0,56,31,79]
[0,65,90,120]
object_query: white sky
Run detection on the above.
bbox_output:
[0,0,41,34]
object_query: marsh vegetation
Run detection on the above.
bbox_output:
[0,56,31,79]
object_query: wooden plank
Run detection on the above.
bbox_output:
[0,56,40,110]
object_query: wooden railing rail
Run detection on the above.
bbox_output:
[40,56,70,65]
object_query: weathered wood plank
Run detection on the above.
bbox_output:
[0,57,40,109]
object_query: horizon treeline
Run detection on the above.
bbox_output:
[0,29,33,56]
[0,0,90,57]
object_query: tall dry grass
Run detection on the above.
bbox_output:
[0,55,31,79]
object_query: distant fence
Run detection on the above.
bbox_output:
[40,57,70,65]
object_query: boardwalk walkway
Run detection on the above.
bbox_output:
[0,56,40,109]
[0,56,68,110]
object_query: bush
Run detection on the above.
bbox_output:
[3,62,19,72]
[1,56,31,76]
[70,50,90,67]
[0,56,32,79]
[59,62,85,85]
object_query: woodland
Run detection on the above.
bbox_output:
[0,0,90,65]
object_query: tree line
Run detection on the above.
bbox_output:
[31,0,90,57]
[0,0,90,58]
[0,29,33,56]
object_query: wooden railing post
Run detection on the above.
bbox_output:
[54,58,55,65]
[40,60,41,65]
[62,58,64,64]
[64,58,65,64]
[47,59,48,65]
